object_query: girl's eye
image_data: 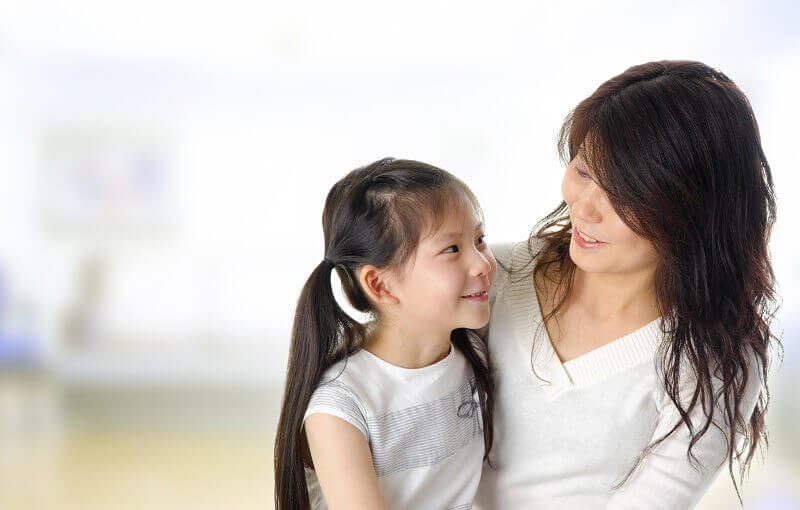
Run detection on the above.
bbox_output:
[576,165,590,178]
[477,234,486,245]
[443,245,459,254]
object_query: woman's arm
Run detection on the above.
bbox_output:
[305,413,388,510]
[606,352,763,509]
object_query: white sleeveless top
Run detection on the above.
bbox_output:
[304,339,484,509]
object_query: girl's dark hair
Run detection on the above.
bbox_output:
[529,61,778,500]
[274,158,495,510]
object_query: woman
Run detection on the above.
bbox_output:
[475,61,778,509]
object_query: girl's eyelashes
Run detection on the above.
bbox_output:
[576,165,590,178]
[441,235,487,254]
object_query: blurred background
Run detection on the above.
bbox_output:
[0,1,797,508]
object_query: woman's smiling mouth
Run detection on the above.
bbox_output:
[573,227,607,248]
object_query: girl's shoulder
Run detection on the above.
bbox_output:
[305,350,377,441]
[306,344,472,440]
[316,348,376,389]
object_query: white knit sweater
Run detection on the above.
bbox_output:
[474,241,763,510]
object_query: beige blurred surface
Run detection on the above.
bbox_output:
[0,374,278,510]
[1,372,797,510]
[2,429,274,510]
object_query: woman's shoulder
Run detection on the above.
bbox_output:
[488,240,518,268]
[488,237,542,297]
[491,236,545,271]
[652,341,765,416]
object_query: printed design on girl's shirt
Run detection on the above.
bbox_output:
[457,378,483,438]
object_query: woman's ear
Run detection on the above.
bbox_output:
[356,264,400,305]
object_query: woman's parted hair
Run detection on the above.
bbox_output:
[274,158,495,510]
[530,60,778,500]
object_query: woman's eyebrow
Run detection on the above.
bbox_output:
[576,147,590,165]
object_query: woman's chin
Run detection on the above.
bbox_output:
[569,240,611,273]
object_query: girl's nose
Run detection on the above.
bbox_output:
[472,249,492,277]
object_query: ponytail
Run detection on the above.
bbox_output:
[274,259,366,510]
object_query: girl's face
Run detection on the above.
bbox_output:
[388,200,496,335]
[561,155,659,275]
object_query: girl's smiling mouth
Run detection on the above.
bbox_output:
[462,289,488,300]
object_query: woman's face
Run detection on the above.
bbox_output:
[561,155,659,276]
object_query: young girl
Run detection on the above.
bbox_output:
[274,158,497,510]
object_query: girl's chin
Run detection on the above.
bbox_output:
[463,311,490,329]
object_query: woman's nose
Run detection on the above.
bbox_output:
[570,184,603,224]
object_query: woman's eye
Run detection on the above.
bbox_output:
[477,234,486,245]
[443,245,459,254]
[576,166,590,178]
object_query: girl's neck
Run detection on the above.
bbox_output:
[363,321,452,369]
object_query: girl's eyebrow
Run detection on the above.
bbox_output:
[435,221,485,240]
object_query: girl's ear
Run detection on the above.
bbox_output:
[356,264,400,305]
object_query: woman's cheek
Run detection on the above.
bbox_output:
[609,220,658,265]
[561,168,583,206]
[560,170,571,203]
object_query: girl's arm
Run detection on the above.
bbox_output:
[305,413,388,510]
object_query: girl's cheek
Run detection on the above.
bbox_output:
[488,256,497,285]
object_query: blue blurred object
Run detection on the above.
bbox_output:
[0,265,4,319]
[752,485,800,509]
[0,331,36,365]
[0,266,38,366]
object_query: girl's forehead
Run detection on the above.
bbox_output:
[426,202,483,239]
[445,203,481,226]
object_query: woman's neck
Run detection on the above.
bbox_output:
[568,264,659,321]
[363,320,452,369]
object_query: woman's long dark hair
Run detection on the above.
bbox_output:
[274,158,495,510]
[529,61,779,500]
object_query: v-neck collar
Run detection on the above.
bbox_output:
[503,243,663,397]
